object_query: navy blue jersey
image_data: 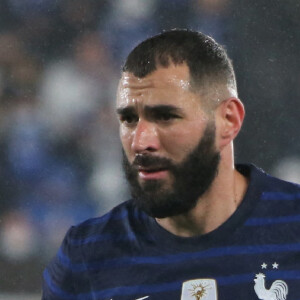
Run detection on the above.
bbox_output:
[43,165,300,299]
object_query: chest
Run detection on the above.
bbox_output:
[81,247,300,300]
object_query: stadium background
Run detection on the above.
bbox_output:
[0,0,299,298]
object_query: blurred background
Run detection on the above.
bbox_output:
[0,0,300,298]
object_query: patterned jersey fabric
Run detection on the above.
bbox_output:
[43,164,300,300]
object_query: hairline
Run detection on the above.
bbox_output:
[121,60,236,112]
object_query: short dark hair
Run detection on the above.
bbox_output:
[122,29,236,95]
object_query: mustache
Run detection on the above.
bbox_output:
[132,154,173,169]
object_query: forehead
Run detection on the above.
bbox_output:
[117,64,200,108]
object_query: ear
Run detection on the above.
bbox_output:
[215,97,245,149]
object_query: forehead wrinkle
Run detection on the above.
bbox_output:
[117,66,203,112]
[121,69,191,91]
[120,73,154,90]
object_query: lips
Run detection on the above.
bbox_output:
[138,167,169,180]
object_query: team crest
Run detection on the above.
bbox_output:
[181,278,218,300]
[254,262,288,300]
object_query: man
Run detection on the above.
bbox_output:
[43,30,300,299]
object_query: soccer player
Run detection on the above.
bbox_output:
[42,30,300,299]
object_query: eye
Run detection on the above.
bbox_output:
[119,114,139,126]
[156,112,179,122]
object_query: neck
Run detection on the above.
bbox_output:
[155,150,248,237]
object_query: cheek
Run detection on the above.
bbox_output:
[120,127,132,154]
[160,121,205,160]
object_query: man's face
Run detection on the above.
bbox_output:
[117,64,220,218]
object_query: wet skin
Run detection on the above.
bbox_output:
[117,64,212,189]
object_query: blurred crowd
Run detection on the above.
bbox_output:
[0,0,300,294]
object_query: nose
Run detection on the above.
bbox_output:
[131,120,160,153]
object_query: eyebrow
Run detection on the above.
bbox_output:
[116,105,181,115]
[116,106,136,115]
[145,105,181,115]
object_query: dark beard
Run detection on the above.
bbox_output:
[122,122,220,218]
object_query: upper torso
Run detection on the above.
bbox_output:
[43,164,300,300]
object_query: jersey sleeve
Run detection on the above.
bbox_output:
[42,226,78,300]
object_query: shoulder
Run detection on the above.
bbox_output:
[42,202,140,298]
[56,199,150,271]
[255,164,300,196]
[67,200,139,241]
[47,200,142,270]
[259,173,300,204]
[238,163,300,195]
[238,164,300,219]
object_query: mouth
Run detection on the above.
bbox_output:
[138,167,169,180]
